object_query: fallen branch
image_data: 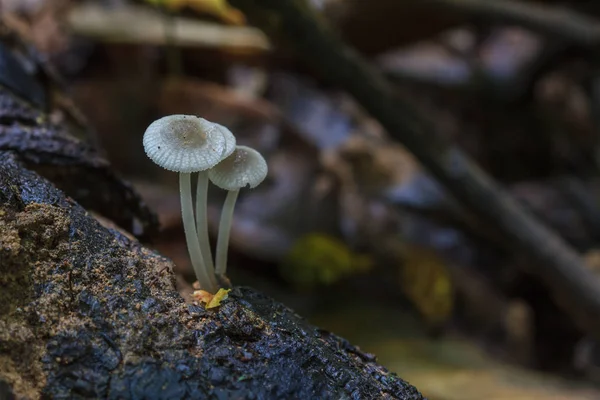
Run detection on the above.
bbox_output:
[419,0,600,48]
[67,3,271,52]
[230,0,600,338]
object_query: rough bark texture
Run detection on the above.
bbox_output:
[0,153,424,400]
[0,30,158,242]
[0,23,424,400]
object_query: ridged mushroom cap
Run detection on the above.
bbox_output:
[217,122,236,160]
[208,145,268,190]
[143,115,236,173]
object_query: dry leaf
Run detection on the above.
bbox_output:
[193,288,231,308]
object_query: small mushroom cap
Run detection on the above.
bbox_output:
[209,145,268,190]
[143,115,236,173]
[216,122,236,160]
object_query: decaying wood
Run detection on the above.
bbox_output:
[0,153,424,399]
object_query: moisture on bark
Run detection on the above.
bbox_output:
[0,154,424,399]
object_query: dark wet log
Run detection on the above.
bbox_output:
[0,28,158,242]
[0,153,424,399]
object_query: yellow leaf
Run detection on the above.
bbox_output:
[143,0,245,25]
[280,233,373,289]
[192,288,231,308]
[400,245,454,327]
[207,288,231,308]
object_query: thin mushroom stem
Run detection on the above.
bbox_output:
[180,173,218,293]
[215,189,240,276]
[195,171,215,274]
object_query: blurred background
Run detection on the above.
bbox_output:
[5,0,600,398]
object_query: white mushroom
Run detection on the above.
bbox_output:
[143,114,235,293]
[209,145,268,276]
[195,122,236,275]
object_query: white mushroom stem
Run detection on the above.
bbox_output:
[215,189,240,276]
[195,171,215,274]
[180,173,217,293]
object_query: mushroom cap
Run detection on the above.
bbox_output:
[209,145,268,190]
[217,122,236,160]
[143,115,236,173]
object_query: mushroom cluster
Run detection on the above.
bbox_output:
[143,115,268,293]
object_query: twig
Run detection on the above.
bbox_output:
[382,37,571,104]
[230,0,600,338]
[555,175,600,243]
[67,3,271,52]
[418,0,600,48]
